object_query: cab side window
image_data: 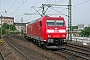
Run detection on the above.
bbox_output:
[40,21,42,26]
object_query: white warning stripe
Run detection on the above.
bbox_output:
[47,30,66,33]
[59,30,66,33]
[47,30,54,33]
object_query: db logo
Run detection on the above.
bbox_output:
[54,30,59,33]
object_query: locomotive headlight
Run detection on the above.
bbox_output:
[44,40,46,41]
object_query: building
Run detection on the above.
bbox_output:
[0,16,14,27]
[14,23,27,33]
[78,24,84,30]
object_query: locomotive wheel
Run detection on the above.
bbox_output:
[38,41,41,46]
[44,43,48,51]
[37,40,41,46]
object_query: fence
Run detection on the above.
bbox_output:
[67,37,90,46]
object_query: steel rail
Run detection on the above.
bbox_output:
[4,35,53,60]
[5,38,32,60]
[66,44,90,52]
[62,49,90,60]
[0,52,4,60]
[49,50,76,60]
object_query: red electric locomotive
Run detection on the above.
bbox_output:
[26,16,67,49]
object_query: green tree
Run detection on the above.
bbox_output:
[2,23,9,29]
[0,23,9,34]
[72,26,78,31]
[10,25,16,31]
[80,27,90,37]
[0,23,16,34]
[2,28,6,34]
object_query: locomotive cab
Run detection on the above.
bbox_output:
[42,16,67,49]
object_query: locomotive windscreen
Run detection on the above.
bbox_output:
[46,20,64,26]
[56,20,64,26]
[47,20,54,26]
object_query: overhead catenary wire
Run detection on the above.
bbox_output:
[47,0,90,17]
[50,7,68,17]
[33,0,44,6]
[23,0,44,22]
[73,0,90,7]
[24,0,66,17]
[25,0,44,12]
[23,0,90,23]
[23,0,67,23]
[44,0,90,17]
[22,0,44,17]
[29,0,66,13]
[7,0,17,13]
[10,0,28,15]
[59,0,65,4]
[41,0,90,17]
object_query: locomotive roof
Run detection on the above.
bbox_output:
[29,18,40,24]
[28,16,64,24]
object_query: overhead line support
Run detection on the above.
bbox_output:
[42,1,72,41]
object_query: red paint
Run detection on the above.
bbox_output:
[26,16,67,42]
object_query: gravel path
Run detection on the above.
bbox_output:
[0,39,27,60]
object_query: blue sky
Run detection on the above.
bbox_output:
[0,0,90,26]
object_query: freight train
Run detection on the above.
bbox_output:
[25,16,67,49]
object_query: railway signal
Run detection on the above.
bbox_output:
[0,39,4,44]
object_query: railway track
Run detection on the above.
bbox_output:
[5,34,90,60]
[64,43,90,60]
[67,43,90,56]
[46,42,90,60]
[9,34,74,60]
[67,42,90,52]
[48,47,90,60]
[49,50,78,60]
[4,35,53,60]
[0,52,4,60]
[62,49,89,60]
[7,34,69,60]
